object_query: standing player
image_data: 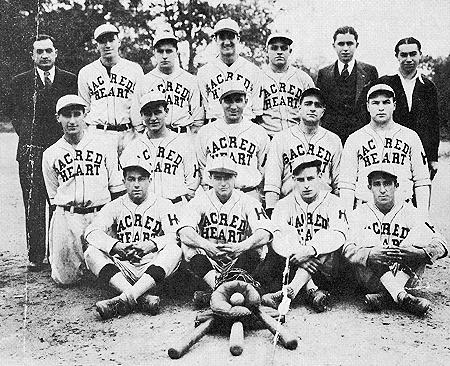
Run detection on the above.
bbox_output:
[42,95,125,285]
[259,156,348,313]
[340,84,431,214]
[258,33,315,137]
[84,157,182,319]
[121,90,199,204]
[196,81,270,200]
[264,88,342,217]
[343,165,447,315]
[177,156,273,305]
[132,29,204,134]
[78,23,144,154]
[197,18,262,123]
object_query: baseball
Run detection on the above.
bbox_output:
[230,292,245,306]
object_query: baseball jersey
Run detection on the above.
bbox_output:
[196,118,270,190]
[197,56,263,120]
[121,131,200,200]
[132,67,204,131]
[85,192,178,256]
[42,130,124,207]
[340,123,431,203]
[78,58,144,127]
[264,125,342,197]
[259,64,315,136]
[272,190,348,255]
[343,200,447,266]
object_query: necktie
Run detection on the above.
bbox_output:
[44,71,52,87]
[341,63,349,80]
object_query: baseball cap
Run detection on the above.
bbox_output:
[94,23,119,40]
[140,90,167,112]
[266,33,293,47]
[291,155,322,176]
[219,81,246,101]
[300,87,326,106]
[121,156,152,176]
[367,164,397,182]
[213,18,240,35]
[207,156,238,176]
[56,95,87,114]
[367,84,395,101]
[153,29,178,48]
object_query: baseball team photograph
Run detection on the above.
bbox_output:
[1,0,449,365]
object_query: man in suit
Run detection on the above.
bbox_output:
[5,34,77,270]
[317,26,378,144]
[377,37,440,180]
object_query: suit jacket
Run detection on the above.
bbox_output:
[5,67,77,161]
[317,60,378,143]
[377,74,440,162]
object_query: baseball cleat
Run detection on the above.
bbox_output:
[96,296,133,319]
[193,290,212,309]
[306,289,330,312]
[397,292,431,316]
[262,287,294,310]
[364,293,392,312]
[137,294,161,315]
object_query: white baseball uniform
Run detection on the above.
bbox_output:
[264,125,342,199]
[259,64,315,136]
[196,118,270,191]
[197,56,263,121]
[42,130,124,284]
[340,123,431,203]
[132,66,204,131]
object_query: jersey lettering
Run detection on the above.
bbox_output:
[87,72,136,101]
[55,150,104,182]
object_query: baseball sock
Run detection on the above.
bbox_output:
[109,272,133,294]
[304,278,318,292]
[128,273,157,302]
[288,269,312,298]
[203,270,216,289]
[380,270,409,303]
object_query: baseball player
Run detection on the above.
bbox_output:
[257,33,315,137]
[42,95,125,285]
[121,90,199,204]
[264,87,342,216]
[84,157,182,319]
[177,156,273,307]
[78,23,144,154]
[196,81,270,200]
[343,164,447,315]
[340,84,431,214]
[259,156,348,313]
[197,18,263,123]
[132,29,204,134]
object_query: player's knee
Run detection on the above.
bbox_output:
[189,254,213,278]
[145,265,166,284]
[98,263,120,285]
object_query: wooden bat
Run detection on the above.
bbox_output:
[168,317,215,359]
[253,308,298,350]
[229,321,244,356]
[194,310,214,327]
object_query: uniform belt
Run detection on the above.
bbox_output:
[169,196,183,204]
[96,123,133,132]
[168,125,188,133]
[241,186,256,193]
[61,205,104,214]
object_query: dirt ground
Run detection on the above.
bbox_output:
[1,133,449,366]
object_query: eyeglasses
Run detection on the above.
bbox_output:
[59,110,83,118]
[217,32,237,41]
[269,44,289,51]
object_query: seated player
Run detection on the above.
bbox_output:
[84,157,182,319]
[177,156,273,307]
[343,165,447,315]
[260,156,348,313]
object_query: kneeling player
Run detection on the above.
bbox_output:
[343,165,447,315]
[84,157,181,319]
[260,156,348,312]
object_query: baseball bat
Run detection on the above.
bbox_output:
[194,310,214,327]
[168,317,215,359]
[229,321,244,356]
[254,308,298,350]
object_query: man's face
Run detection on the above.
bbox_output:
[299,95,325,125]
[155,42,177,74]
[293,166,320,203]
[397,43,421,75]
[32,38,57,71]
[124,169,150,205]
[215,30,238,58]
[142,104,167,133]
[368,173,397,210]
[96,33,120,59]
[57,107,86,137]
[221,93,246,123]
[268,40,291,68]
[210,172,235,201]
[333,33,358,63]
[367,94,396,125]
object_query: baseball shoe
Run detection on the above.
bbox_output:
[27,260,45,272]
[364,293,392,312]
[262,287,294,310]
[96,296,133,320]
[137,294,160,315]
[397,292,430,316]
[306,289,330,313]
[193,290,212,309]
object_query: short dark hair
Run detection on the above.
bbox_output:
[123,166,151,179]
[394,37,421,57]
[333,26,358,42]
[31,34,56,51]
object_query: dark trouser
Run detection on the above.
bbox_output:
[18,155,49,263]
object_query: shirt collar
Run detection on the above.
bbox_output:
[36,66,55,83]
[338,59,355,74]
[397,69,424,84]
